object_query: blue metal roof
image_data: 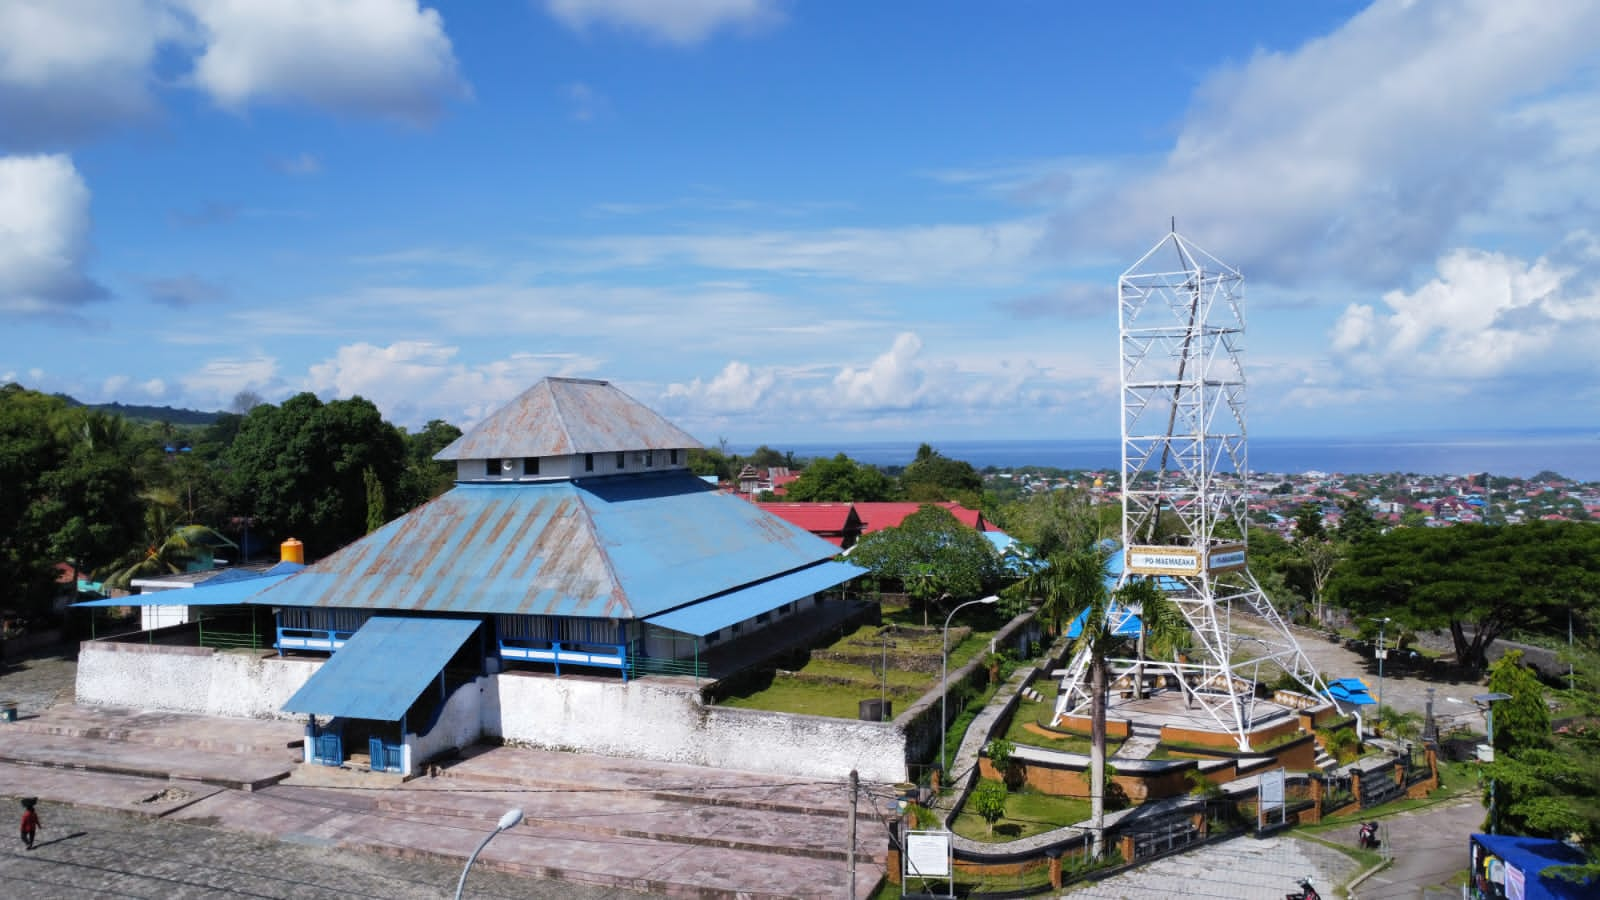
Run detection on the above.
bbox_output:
[281,616,480,721]
[251,471,843,620]
[644,561,866,636]
[1066,604,1142,638]
[73,573,297,608]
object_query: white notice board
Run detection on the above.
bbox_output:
[904,830,952,878]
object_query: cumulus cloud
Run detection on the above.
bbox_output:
[1329,235,1600,385]
[662,360,778,413]
[0,154,105,315]
[1046,0,1600,286]
[0,0,185,148]
[544,0,783,46]
[183,0,468,123]
[832,332,930,411]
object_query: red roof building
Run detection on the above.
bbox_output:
[853,502,989,535]
[755,503,863,548]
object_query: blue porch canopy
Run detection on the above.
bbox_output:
[643,561,864,637]
[281,616,480,721]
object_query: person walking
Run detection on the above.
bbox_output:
[19,797,41,850]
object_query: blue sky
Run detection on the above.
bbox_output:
[3,0,1598,446]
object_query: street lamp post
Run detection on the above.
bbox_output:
[1473,692,1511,834]
[454,807,524,900]
[1369,617,1391,733]
[940,595,999,777]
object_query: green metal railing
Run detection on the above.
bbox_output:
[628,655,707,678]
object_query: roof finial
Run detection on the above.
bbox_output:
[1170,215,1176,234]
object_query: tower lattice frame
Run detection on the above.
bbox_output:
[1052,231,1338,750]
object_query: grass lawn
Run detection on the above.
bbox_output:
[717,607,1005,719]
[999,678,1126,756]
[951,779,1093,842]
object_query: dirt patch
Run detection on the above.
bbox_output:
[138,786,194,804]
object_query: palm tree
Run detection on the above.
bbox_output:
[1014,544,1187,858]
[100,519,238,592]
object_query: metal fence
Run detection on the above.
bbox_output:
[1319,773,1355,813]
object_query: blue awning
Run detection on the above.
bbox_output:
[73,573,297,608]
[643,561,865,637]
[1066,604,1142,638]
[281,617,481,721]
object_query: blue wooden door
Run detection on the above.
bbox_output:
[368,736,401,772]
[314,731,342,766]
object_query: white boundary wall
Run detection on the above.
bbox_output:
[76,642,319,719]
[75,643,909,782]
[490,673,908,783]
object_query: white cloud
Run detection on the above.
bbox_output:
[1046,0,1600,285]
[559,219,1048,284]
[302,341,602,428]
[544,0,783,46]
[182,0,467,123]
[0,0,185,148]
[178,355,281,408]
[662,360,777,413]
[832,332,929,411]
[0,154,105,314]
[1330,236,1600,384]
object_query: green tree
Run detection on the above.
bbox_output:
[971,780,1008,836]
[784,453,898,502]
[396,418,462,511]
[220,393,407,557]
[849,505,1000,624]
[0,386,146,614]
[1334,497,1381,544]
[1293,503,1326,541]
[1326,522,1600,668]
[993,487,1114,563]
[900,443,982,505]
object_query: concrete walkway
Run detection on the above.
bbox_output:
[0,702,882,898]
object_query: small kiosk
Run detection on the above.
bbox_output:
[1468,833,1593,900]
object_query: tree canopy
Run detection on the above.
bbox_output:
[848,504,1000,623]
[784,453,898,502]
[220,393,406,557]
[900,443,982,504]
[1325,522,1600,668]
[0,385,145,613]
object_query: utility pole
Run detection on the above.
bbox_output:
[847,769,858,900]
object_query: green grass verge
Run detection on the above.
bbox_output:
[951,779,1093,842]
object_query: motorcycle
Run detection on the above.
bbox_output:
[1286,876,1321,900]
[1358,820,1381,850]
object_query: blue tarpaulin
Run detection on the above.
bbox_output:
[1323,677,1376,706]
[281,617,480,721]
[643,561,865,636]
[1470,833,1594,900]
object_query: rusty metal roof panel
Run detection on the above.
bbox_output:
[251,471,842,620]
[434,377,702,460]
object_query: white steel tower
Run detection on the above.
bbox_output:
[1053,230,1335,750]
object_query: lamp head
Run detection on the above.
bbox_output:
[497,808,524,831]
[1472,692,1512,707]
[978,595,999,605]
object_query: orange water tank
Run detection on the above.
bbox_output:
[280,538,305,564]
